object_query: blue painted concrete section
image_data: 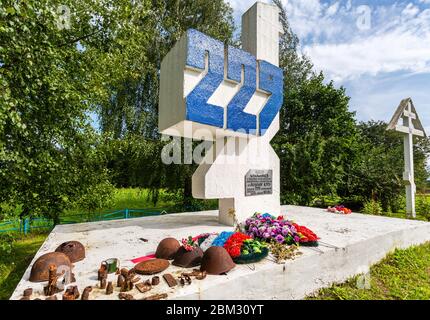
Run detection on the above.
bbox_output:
[258,60,283,135]
[226,45,257,134]
[185,29,224,128]
[183,29,284,136]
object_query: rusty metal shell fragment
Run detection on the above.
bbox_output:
[155,238,180,260]
[55,241,85,263]
[200,246,235,275]
[30,252,72,282]
[134,259,169,275]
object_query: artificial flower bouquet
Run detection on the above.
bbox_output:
[192,231,269,264]
[244,213,319,246]
[327,205,352,215]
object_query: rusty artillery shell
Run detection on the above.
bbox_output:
[45,295,58,300]
[100,278,107,289]
[117,274,125,287]
[106,282,113,295]
[81,286,92,300]
[120,268,129,277]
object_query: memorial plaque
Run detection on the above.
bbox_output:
[245,170,273,196]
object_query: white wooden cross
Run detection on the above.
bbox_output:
[387,98,426,218]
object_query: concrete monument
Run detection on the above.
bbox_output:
[387,98,426,218]
[159,2,283,225]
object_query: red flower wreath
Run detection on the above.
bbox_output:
[223,232,251,258]
[293,224,319,243]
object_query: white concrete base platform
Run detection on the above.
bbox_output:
[10,206,430,300]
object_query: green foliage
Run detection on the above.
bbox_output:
[0,0,139,222]
[363,199,383,215]
[342,121,430,212]
[416,196,430,221]
[273,74,358,205]
[0,233,15,254]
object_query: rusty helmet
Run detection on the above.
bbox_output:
[55,241,85,263]
[29,252,72,282]
[172,246,204,268]
[200,246,235,275]
[155,238,180,260]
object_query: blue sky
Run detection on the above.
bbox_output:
[227,0,430,133]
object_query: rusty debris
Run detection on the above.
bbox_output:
[20,296,30,300]
[81,286,92,300]
[139,238,148,242]
[98,263,108,281]
[151,276,160,286]
[117,274,125,288]
[182,269,207,280]
[99,263,108,289]
[118,293,135,300]
[115,268,120,275]
[135,282,152,293]
[120,268,129,277]
[62,286,80,300]
[155,238,180,260]
[131,276,141,283]
[44,265,63,296]
[45,295,58,300]
[134,259,169,275]
[163,273,177,287]
[30,252,72,282]
[143,293,168,300]
[106,282,114,295]
[120,272,134,292]
[55,241,85,263]
[179,274,192,286]
[23,288,33,297]
[100,278,107,290]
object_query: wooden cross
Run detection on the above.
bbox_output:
[387,98,426,218]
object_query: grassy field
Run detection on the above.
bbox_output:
[0,233,47,300]
[308,242,430,300]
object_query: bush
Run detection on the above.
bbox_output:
[363,199,383,215]
[416,196,430,221]
[0,233,15,254]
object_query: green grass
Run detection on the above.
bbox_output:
[0,233,47,300]
[64,188,177,216]
[308,242,430,300]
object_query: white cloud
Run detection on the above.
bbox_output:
[303,5,430,81]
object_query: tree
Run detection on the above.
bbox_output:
[0,0,142,222]
[273,74,359,205]
[97,0,235,207]
[343,121,430,212]
[99,0,235,138]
